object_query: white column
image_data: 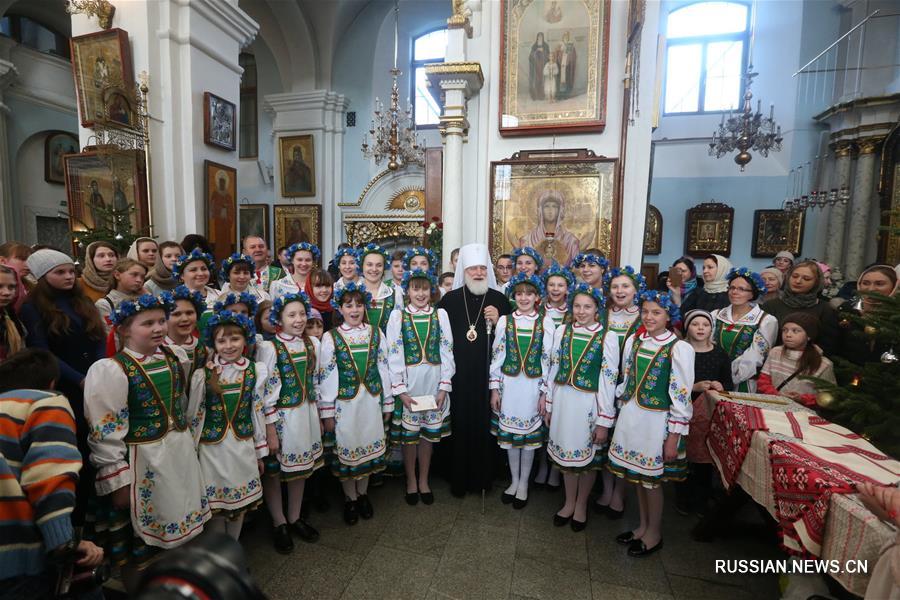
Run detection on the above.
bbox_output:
[844,138,882,279]
[0,59,17,241]
[823,142,853,271]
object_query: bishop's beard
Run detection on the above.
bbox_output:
[465,274,489,296]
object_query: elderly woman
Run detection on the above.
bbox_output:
[761,260,840,356]
[759,267,783,303]
[834,264,898,368]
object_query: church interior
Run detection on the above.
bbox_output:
[0,0,899,599]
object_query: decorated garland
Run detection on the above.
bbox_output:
[567,282,606,313]
[542,263,576,288]
[204,310,257,347]
[286,242,322,263]
[331,280,372,310]
[213,291,259,317]
[111,293,170,326]
[726,267,767,299]
[220,253,255,276]
[639,290,680,322]
[506,272,546,300]
[172,248,216,282]
[161,285,207,317]
[603,265,648,300]
[402,246,438,272]
[401,268,438,294]
[332,246,360,272]
[572,252,610,270]
[513,246,544,271]
[358,242,389,266]
[270,291,312,326]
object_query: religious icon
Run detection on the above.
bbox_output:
[500,0,610,136]
[274,204,321,252]
[70,28,133,128]
[751,210,804,258]
[204,160,237,260]
[203,92,236,151]
[239,204,270,243]
[643,204,662,255]
[685,202,733,257]
[279,135,316,197]
[44,131,79,185]
[490,149,619,266]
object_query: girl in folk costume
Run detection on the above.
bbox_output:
[96,259,148,334]
[218,253,270,304]
[161,285,208,379]
[308,269,336,331]
[608,291,694,557]
[256,292,324,552]
[403,246,438,274]
[594,265,646,518]
[79,241,119,303]
[545,284,619,531]
[385,269,455,505]
[319,282,392,525]
[359,242,401,332]
[213,291,259,321]
[144,241,183,295]
[332,246,362,294]
[271,242,320,302]
[710,268,778,393]
[256,300,277,342]
[306,308,325,340]
[573,252,608,289]
[489,273,555,508]
[188,311,271,540]
[513,246,543,278]
[84,295,209,577]
[172,249,218,323]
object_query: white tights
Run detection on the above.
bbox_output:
[505,447,536,500]
[341,476,369,500]
[207,514,245,540]
[263,475,307,526]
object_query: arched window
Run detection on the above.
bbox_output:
[0,14,70,59]
[663,2,749,114]
[411,28,447,127]
[239,52,258,159]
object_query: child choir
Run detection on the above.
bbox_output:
[80,241,828,580]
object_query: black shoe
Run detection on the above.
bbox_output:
[627,539,663,557]
[501,492,515,505]
[420,491,434,505]
[272,523,294,554]
[357,494,374,519]
[553,513,571,527]
[512,497,528,510]
[593,501,609,515]
[615,531,637,545]
[290,518,320,543]
[605,505,625,520]
[570,518,587,532]
[343,499,359,526]
[405,492,419,506]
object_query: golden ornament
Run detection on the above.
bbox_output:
[864,325,877,337]
[816,391,836,408]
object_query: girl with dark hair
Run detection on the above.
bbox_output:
[180,233,215,256]
[761,261,839,356]
[271,242,321,302]
[79,241,119,302]
[680,254,732,313]
[0,264,25,363]
[96,258,148,332]
[307,269,335,331]
[666,256,698,307]
[145,241,184,295]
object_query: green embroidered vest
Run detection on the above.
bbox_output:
[188,342,208,378]
[367,291,395,333]
[331,327,384,400]
[112,347,187,443]
[401,310,441,366]
[715,317,757,361]
[602,309,642,354]
[501,315,544,378]
[622,338,675,411]
[553,325,606,392]
[200,362,257,442]
[274,338,316,408]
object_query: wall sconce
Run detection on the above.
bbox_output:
[66,0,116,30]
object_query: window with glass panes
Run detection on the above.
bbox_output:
[411,29,447,127]
[239,53,258,159]
[663,2,749,115]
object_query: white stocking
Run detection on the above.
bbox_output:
[341,479,358,501]
[547,465,561,487]
[506,448,522,495]
[225,514,244,540]
[517,448,536,500]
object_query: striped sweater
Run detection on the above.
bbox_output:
[0,390,82,579]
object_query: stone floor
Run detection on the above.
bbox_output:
[238,476,784,600]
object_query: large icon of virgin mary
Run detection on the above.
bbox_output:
[511,189,593,266]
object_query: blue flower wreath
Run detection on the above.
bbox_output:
[213,291,259,317]
[567,282,606,313]
[639,290,680,323]
[542,263,576,288]
[331,280,372,310]
[603,265,648,301]
[726,267,767,299]
[111,293,170,326]
[204,311,257,348]
[513,246,544,271]
[270,291,312,326]
[220,253,255,277]
[172,248,216,282]
[402,246,438,272]
[286,242,322,264]
[332,247,360,274]
[160,285,207,317]
[358,242,389,266]
[572,252,610,270]
[401,268,438,294]
[506,272,546,300]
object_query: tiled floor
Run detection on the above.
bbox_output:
[239,476,783,600]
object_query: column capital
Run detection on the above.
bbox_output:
[447,0,473,38]
[830,141,854,158]
[425,62,484,100]
[182,0,259,48]
[857,136,884,155]
[264,90,349,133]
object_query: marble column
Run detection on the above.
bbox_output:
[0,59,17,241]
[823,142,854,272]
[844,137,883,279]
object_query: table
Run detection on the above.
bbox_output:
[705,391,899,596]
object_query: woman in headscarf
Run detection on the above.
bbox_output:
[126,237,158,271]
[666,256,699,307]
[78,241,119,303]
[759,267,783,304]
[518,190,582,267]
[834,264,898,368]
[761,260,840,356]
[679,254,732,314]
[144,241,183,295]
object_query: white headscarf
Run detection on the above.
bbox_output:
[704,254,733,294]
[451,243,499,291]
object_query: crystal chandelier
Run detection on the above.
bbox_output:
[708,67,783,171]
[782,156,850,214]
[361,1,424,171]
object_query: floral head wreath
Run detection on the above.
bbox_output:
[542,264,576,289]
[213,291,259,317]
[401,268,438,294]
[286,242,321,264]
[161,285,207,318]
[270,291,312,326]
[639,290,680,323]
[402,246,438,272]
[359,242,389,268]
[205,311,257,348]
[331,280,372,310]
[513,247,544,271]
[572,252,610,270]
[567,282,606,313]
[726,267,767,299]
[172,248,216,282]
[333,247,360,274]
[220,253,255,276]
[111,293,170,326]
[506,272,546,300]
[603,266,647,301]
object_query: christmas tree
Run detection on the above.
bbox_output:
[68,196,149,261]
[809,292,900,458]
